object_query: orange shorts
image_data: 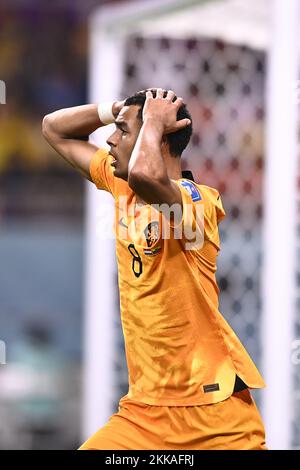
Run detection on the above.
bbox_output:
[78,388,267,450]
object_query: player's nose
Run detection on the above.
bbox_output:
[106,130,118,147]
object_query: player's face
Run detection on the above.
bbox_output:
[106,105,143,180]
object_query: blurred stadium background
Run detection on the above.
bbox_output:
[0,0,299,450]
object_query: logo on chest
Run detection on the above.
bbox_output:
[144,221,159,247]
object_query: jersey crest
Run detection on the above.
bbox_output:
[144,221,159,247]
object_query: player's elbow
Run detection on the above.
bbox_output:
[128,171,148,191]
[128,170,140,190]
[42,111,65,142]
[42,113,55,141]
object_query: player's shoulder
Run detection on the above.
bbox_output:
[197,183,221,202]
[179,180,225,221]
[91,146,131,197]
[198,184,225,223]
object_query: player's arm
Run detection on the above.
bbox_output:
[127,89,191,206]
[42,102,124,181]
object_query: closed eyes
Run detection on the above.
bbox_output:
[115,122,128,133]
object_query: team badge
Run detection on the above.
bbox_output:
[144,221,159,247]
[180,180,202,202]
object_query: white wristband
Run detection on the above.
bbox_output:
[97,102,115,125]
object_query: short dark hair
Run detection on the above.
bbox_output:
[124,89,193,157]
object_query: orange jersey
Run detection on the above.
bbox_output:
[79,389,267,450]
[90,148,265,406]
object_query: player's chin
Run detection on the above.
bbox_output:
[111,159,118,173]
[112,165,127,180]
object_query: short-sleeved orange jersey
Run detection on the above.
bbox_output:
[90,148,265,406]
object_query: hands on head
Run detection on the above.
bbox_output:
[142,88,191,134]
[114,88,191,135]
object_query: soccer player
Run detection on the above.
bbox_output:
[42,88,267,450]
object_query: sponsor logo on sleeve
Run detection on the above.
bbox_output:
[180,180,202,202]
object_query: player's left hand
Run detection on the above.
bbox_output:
[142,88,191,134]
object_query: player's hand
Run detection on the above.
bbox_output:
[142,88,191,134]
[112,99,125,118]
